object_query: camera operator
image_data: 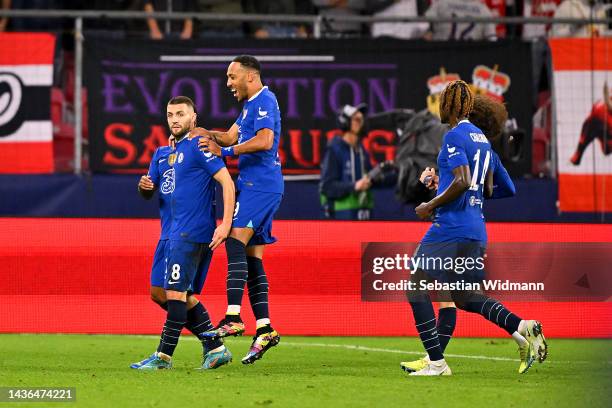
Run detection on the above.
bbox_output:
[320,103,374,220]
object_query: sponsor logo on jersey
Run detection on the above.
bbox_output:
[160,168,175,194]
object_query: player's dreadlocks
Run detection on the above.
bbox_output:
[439,80,474,127]
[469,94,508,142]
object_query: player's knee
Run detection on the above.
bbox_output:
[186,295,199,310]
[452,300,468,311]
[246,245,264,259]
[450,290,482,311]
[406,287,428,304]
[150,287,166,305]
[229,228,253,245]
[226,236,246,254]
[165,289,187,302]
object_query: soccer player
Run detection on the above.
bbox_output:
[405,81,547,376]
[131,96,236,370]
[400,94,517,373]
[190,55,282,364]
[133,141,225,369]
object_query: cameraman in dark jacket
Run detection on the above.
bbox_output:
[320,103,374,220]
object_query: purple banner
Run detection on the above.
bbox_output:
[85,39,534,175]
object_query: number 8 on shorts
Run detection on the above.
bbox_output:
[171,264,181,281]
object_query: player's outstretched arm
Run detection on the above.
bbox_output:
[415,165,470,219]
[191,124,239,147]
[210,168,235,250]
[199,128,273,157]
[232,128,274,154]
[137,175,156,200]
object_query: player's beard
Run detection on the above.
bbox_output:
[171,126,190,142]
[235,82,248,102]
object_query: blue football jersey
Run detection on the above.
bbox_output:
[234,86,284,194]
[423,120,492,243]
[148,146,174,240]
[170,135,226,243]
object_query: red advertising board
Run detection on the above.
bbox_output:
[1,218,610,338]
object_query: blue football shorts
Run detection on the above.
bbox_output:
[232,190,283,246]
[164,240,213,294]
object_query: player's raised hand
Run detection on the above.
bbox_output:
[199,137,222,157]
[168,135,175,148]
[415,202,433,220]
[209,222,231,250]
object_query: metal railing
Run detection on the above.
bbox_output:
[0,9,610,174]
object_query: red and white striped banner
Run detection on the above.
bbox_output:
[0,33,55,173]
[550,38,612,212]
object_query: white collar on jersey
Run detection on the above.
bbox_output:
[248,86,268,102]
[452,118,471,129]
[175,132,188,144]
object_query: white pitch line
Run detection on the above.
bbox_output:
[7,333,610,365]
[279,341,519,362]
[127,334,563,364]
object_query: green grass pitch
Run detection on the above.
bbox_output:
[0,334,610,407]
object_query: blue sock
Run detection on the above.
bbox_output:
[460,294,521,335]
[437,307,456,353]
[156,302,167,353]
[185,301,223,352]
[225,238,247,312]
[158,300,186,357]
[156,301,221,352]
[247,256,270,321]
[409,294,444,361]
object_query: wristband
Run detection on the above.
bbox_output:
[221,146,235,157]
